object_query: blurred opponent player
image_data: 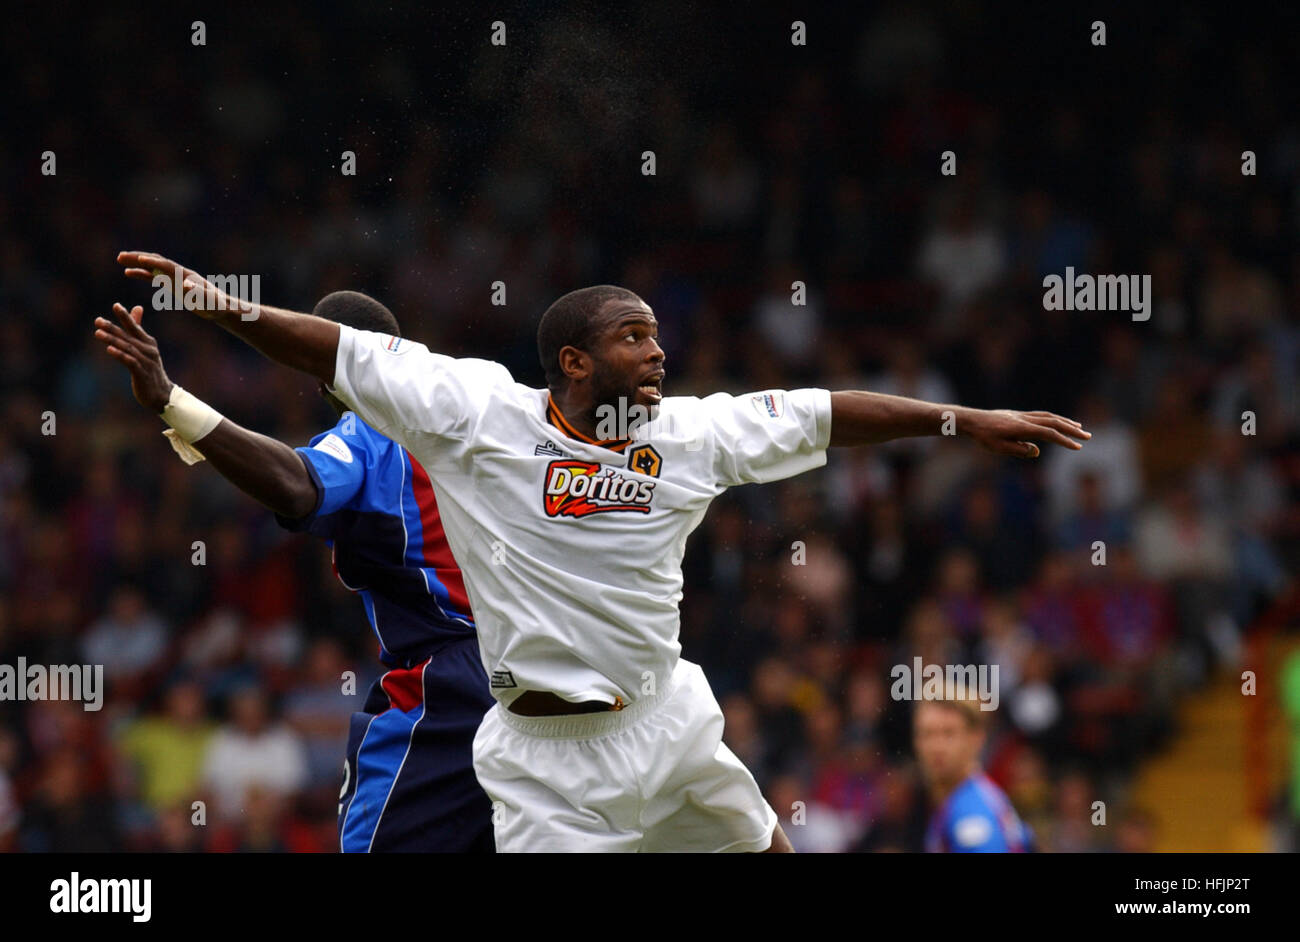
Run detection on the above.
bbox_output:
[914,697,1034,852]
[93,295,494,853]
[115,251,1089,852]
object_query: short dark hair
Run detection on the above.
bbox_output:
[536,285,641,389]
[312,290,400,337]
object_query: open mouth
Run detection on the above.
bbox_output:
[638,373,664,402]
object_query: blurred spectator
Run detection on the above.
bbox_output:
[81,585,169,690]
[917,191,1006,316]
[20,747,121,852]
[1138,379,1214,499]
[753,264,824,373]
[1044,395,1142,526]
[282,639,357,791]
[1110,806,1159,853]
[932,547,986,643]
[768,773,858,853]
[116,676,216,813]
[1210,340,1298,449]
[1199,245,1283,347]
[1055,470,1133,558]
[200,685,308,821]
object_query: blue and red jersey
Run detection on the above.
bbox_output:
[926,772,1034,853]
[276,411,475,668]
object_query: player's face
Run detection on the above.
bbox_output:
[588,298,665,416]
[913,703,980,788]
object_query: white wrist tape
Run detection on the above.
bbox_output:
[162,429,208,465]
[159,385,223,465]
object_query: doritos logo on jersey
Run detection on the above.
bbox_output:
[543,460,655,518]
[750,391,785,419]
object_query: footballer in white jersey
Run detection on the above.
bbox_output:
[331,316,830,851]
[329,321,831,716]
[116,252,1093,852]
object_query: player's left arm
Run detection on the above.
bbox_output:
[94,302,320,518]
[828,390,1090,458]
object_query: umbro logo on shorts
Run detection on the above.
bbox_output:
[491,670,517,689]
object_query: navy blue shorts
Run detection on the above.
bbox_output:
[338,636,495,852]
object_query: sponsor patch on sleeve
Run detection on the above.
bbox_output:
[954,814,994,848]
[749,391,785,419]
[312,433,354,464]
[378,333,410,355]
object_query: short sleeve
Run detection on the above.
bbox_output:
[704,388,832,487]
[274,414,371,537]
[329,324,510,442]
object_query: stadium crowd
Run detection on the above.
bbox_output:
[1,4,1297,851]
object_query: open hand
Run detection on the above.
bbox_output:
[962,409,1090,458]
[94,303,174,412]
[116,251,234,318]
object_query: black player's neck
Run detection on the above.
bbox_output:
[549,387,601,441]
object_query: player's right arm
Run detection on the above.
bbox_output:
[115,251,485,442]
[116,251,339,385]
[94,302,321,519]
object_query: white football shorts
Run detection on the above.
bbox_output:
[472,658,778,852]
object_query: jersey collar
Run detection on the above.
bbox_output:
[546,393,632,453]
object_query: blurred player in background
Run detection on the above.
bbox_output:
[914,697,1034,852]
[113,250,1088,852]
[93,294,494,853]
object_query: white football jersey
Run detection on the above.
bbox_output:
[330,324,833,707]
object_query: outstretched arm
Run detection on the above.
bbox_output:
[116,251,339,385]
[829,390,1089,457]
[94,302,319,518]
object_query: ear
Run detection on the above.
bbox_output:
[557,345,591,382]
